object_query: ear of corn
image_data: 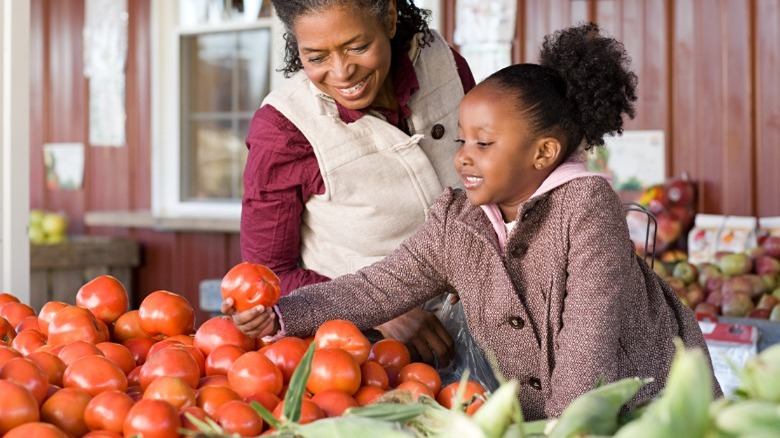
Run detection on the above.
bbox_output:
[713,399,780,436]
[614,339,713,438]
[736,344,780,403]
[294,415,416,438]
[471,380,523,438]
[548,377,649,438]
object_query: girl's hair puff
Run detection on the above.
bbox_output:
[483,22,637,162]
[270,0,431,78]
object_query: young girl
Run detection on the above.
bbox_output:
[227,22,721,419]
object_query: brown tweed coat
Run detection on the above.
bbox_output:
[276,176,721,420]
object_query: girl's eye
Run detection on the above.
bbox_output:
[454,138,465,145]
[477,141,493,148]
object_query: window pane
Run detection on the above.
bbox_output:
[180,27,269,202]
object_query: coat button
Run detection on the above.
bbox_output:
[508,316,524,329]
[511,246,526,257]
[431,124,445,139]
[528,377,542,390]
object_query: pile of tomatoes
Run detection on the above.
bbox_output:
[0,271,487,437]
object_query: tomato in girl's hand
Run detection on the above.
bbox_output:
[221,262,281,312]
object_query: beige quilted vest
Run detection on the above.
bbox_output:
[263,30,463,278]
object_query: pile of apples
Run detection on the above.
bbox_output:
[28,209,68,245]
[0,269,487,437]
[660,236,780,321]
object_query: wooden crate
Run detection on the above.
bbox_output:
[30,236,141,310]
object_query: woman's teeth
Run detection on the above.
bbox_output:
[340,79,366,95]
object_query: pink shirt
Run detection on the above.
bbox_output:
[241,47,476,294]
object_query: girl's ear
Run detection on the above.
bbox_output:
[386,0,398,38]
[533,138,563,170]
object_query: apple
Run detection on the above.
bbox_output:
[755,255,780,276]
[762,274,778,291]
[746,308,771,320]
[705,289,723,308]
[697,263,721,288]
[694,302,719,318]
[770,304,780,322]
[762,236,780,259]
[717,253,753,276]
[722,276,754,298]
[746,246,767,261]
[28,226,46,244]
[660,248,687,264]
[666,277,687,299]
[29,209,44,227]
[673,261,699,285]
[744,274,769,298]
[666,178,696,206]
[653,262,669,278]
[756,294,780,311]
[704,275,725,294]
[685,283,705,308]
[721,292,755,317]
[654,215,683,252]
[773,288,780,300]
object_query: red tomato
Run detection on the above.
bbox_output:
[40,387,93,437]
[84,390,134,433]
[360,360,389,389]
[436,380,487,415]
[398,362,442,397]
[1,316,16,344]
[138,290,195,338]
[15,315,41,333]
[311,389,359,417]
[214,399,264,436]
[26,351,66,386]
[194,315,256,357]
[47,306,103,346]
[314,319,371,364]
[11,329,47,355]
[123,399,181,438]
[227,351,284,398]
[111,310,146,343]
[122,336,155,365]
[139,346,200,390]
[220,262,281,311]
[96,342,136,375]
[0,344,23,366]
[262,336,309,384]
[0,302,35,329]
[57,340,105,367]
[354,384,386,406]
[143,375,197,410]
[198,374,230,388]
[395,379,435,400]
[205,344,245,376]
[0,292,20,305]
[243,390,281,413]
[307,348,361,395]
[196,385,241,418]
[63,355,128,396]
[0,357,49,405]
[272,398,324,424]
[3,422,68,438]
[0,380,40,435]
[367,338,411,369]
[179,406,208,434]
[37,301,69,337]
[76,275,129,324]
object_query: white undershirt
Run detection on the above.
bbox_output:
[505,220,517,235]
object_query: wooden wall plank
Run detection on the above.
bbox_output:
[755,0,780,217]
[128,0,152,210]
[29,0,46,209]
[521,0,589,63]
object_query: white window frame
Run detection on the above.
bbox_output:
[150,0,285,219]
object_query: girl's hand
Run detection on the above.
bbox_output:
[221,297,279,338]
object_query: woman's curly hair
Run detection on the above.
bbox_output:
[484,22,638,161]
[270,0,431,77]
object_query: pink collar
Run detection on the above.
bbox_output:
[480,159,612,253]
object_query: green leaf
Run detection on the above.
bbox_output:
[250,400,283,430]
[344,402,429,422]
[295,416,414,437]
[283,340,316,423]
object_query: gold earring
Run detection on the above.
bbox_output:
[535,163,542,169]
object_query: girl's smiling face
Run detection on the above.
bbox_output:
[454,82,556,222]
[292,4,396,111]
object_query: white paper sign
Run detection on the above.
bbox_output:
[588,130,666,192]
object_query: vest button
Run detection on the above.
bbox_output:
[431,124,445,139]
[509,316,524,329]
[528,377,542,390]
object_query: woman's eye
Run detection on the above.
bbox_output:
[308,56,326,64]
[349,44,369,54]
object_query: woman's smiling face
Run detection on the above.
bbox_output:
[292,4,396,110]
[454,82,550,222]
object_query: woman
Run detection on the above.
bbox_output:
[234,0,476,364]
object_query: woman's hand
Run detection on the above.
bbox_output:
[376,308,454,368]
[221,297,280,338]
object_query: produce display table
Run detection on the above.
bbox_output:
[30,235,140,310]
[716,316,780,352]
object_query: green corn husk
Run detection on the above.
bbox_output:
[471,380,523,438]
[713,399,780,436]
[735,344,780,403]
[613,339,713,438]
[548,377,650,438]
[293,415,416,437]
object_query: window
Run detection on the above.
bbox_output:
[152,0,283,219]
